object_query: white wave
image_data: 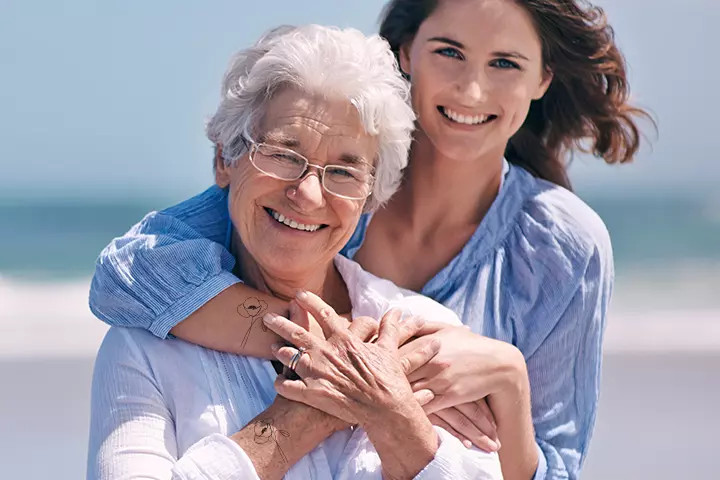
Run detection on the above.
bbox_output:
[0,277,108,359]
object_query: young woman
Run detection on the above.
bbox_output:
[89,1,649,479]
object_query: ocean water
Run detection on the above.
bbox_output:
[1,192,719,310]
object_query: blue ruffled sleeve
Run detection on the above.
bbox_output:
[88,186,239,338]
[506,188,614,480]
[528,245,611,480]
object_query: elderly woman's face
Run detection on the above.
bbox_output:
[216,88,378,279]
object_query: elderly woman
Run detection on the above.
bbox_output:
[87,25,502,480]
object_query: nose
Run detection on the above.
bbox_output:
[287,171,325,210]
[456,66,487,104]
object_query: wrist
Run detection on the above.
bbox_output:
[495,341,529,396]
[363,404,439,479]
[271,396,342,438]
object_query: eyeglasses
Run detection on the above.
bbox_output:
[247,140,375,200]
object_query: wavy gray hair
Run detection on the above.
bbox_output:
[206,25,415,211]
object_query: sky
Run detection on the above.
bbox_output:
[1,0,718,202]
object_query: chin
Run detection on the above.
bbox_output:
[255,246,324,277]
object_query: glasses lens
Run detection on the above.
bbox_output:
[252,144,306,180]
[323,166,373,199]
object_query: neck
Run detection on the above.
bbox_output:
[389,130,505,234]
[231,232,350,314]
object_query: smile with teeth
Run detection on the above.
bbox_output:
[266,208,325,232]
[440,106,495,125]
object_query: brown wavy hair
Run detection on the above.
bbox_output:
[379,0,653,190]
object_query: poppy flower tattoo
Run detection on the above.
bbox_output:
[254,418,290,463]
[237,297,269,349]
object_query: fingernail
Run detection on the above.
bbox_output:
[463,440,472,449]
[296,290,308,300]
[495,439,501,450]
[270,343,282,352]
[263,313,278,324]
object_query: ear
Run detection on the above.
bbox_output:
[214,144,231,188]
[398,42,413,78]
[532,66,554,100]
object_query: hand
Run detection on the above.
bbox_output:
[400,325,525,413]
[262,291,440,427]
[429,398,500,452]
[284,303,436,407]
[286,299,333,340]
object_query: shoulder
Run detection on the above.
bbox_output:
[501,170,614,316]
[126,186,230,243]
[95,327,198,379]
[512,170,613,274]
[160,185,229,223]
[95,327,165,369]
[340,212,373,259]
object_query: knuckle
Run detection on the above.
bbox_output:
[401,357,411,373]
[289,328,308,346]
[435,360,452,371]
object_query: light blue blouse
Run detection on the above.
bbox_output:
[89,162,613,480]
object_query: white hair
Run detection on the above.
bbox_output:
[206,25,415,211]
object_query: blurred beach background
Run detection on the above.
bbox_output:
[1,0,719,478]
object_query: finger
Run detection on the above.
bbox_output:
[290,300,327,340]
[471,398,497,430]
[401,337,441,376]
[271,344,313,378]
[435,407,499,453]
[398,329,441,357]
[274,374,310,403]
[348,316,378,342]
[455,401,499,443]
[393,315,429,346]
[375,309,403,349]
[414,321,453,336]
[427,413,470,449]
[288,300,311,331]
[263,313,319,350]
[418,391,458,414]
[413,388,435,406]
[295,291,346,338]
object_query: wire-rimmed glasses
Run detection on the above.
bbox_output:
[247,140,375,200]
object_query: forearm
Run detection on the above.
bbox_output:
[171,283,289,357]
[364,405,440,480]
[489,347,538,480]
[230,397,342,480]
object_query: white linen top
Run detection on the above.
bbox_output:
[87,255,503,479]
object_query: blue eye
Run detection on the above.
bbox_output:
[435,47,463,60]
[491,58,520,70]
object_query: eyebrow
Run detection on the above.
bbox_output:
[427,36,465,49]
[260,132,369,166]
[337,153,368,167]
[260,132,300,148]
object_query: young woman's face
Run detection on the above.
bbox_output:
[399,0,552,163]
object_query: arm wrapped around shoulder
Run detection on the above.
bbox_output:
[89,187,238,338]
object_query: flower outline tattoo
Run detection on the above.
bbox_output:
[254,418,290,463]
[237,297,269,349]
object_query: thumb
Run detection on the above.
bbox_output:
[413,388,435,406]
